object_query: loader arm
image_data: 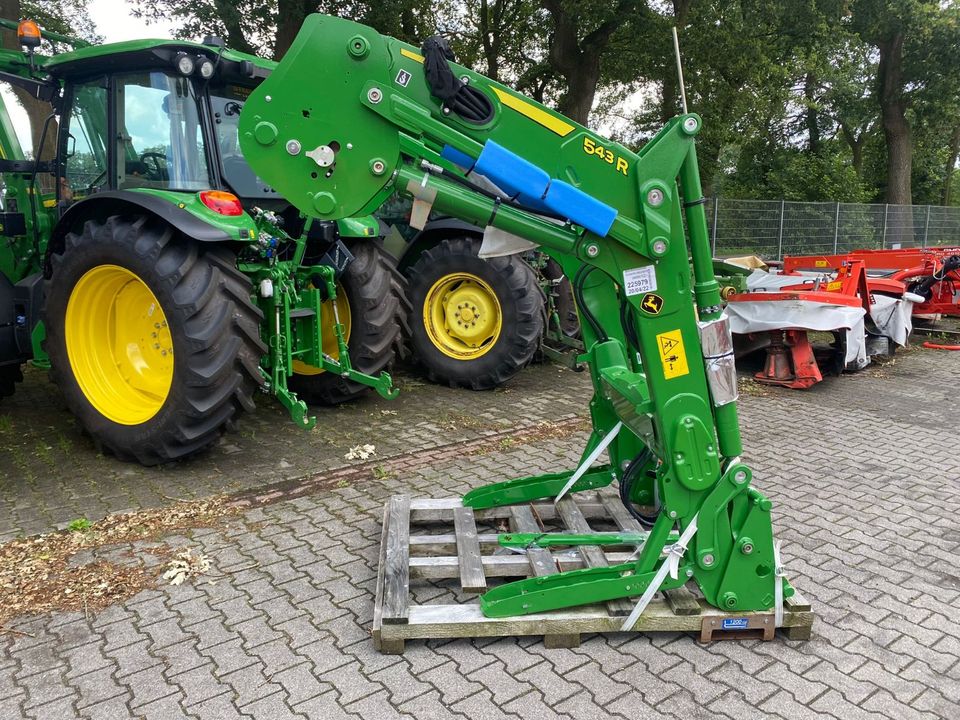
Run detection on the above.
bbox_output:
[239,14,790,618]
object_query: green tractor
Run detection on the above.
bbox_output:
[0,20,406,464]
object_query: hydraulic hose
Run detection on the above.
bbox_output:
[618,448,659,529]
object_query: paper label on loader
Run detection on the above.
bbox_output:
[656,329,690,380]
[623,265,657,296]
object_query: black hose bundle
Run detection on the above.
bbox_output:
[618,448,660,529]
[907,254,960,301]
[421,36,493,124]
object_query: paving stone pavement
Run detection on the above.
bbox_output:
[1,347,958,719]
[0,361,589,541]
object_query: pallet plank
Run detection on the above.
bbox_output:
[664,587,702,616]
[409,551,637,579]
[413,501,609,523]
[453,507,487,593]
[383,495,411,624]
[508,505,575,645]
[555,498,634,615]
[509,506,557,577]
[599,487,646,533]
[372,503,404,653]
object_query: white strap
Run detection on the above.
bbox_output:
[554,421,622,504]
[773,540,786,627]
[621,513,699,631]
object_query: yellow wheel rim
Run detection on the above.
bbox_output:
[65,265,173,425]
[291,284,352,376]
[423,272,502,360]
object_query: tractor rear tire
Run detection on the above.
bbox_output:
[44,214,266,465]
[288,239,408,405]
[0,364,21,400]
[406,236,543,390]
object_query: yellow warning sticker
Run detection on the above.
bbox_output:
[814,260,829,267]
[656,329,689,380]
[826,280,843,291]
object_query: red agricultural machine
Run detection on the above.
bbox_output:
[782,247,960,320]
[723,249,950,389]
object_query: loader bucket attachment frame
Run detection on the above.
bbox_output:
[239,14,792,619]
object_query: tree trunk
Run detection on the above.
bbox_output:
[542,0,635,126]
[478,0,500,81]
[804,72,820,154]
[877,32,911,205]
[839,123,865,177]
[942,124,960,206]
[556,58,601,125]
[660,0,694,123]
[212,0,256,56]
[273,0,310,60]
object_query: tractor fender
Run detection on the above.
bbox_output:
[396,216,483,272]
[47,191,235,271]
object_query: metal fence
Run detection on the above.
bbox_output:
[706,198,960,260]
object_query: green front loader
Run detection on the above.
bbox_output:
[236,14,796,621]
[0,20,406,464]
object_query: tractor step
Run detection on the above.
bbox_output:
[372,490,814,654]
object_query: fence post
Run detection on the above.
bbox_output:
[777,199,785,260]
[922,205,931,247]
[881,204,888,249]
[711,195,718,256]
[833,202,840,253]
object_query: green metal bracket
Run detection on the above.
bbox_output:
[462,466,614,509]
[479,559,691,618]
[498,531,675,549]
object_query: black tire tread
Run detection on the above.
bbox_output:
[406,236,543,390]
[44,215,265,465]
[288,239,408,405]
[0,364,22,400]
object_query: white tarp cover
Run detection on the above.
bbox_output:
[726,297,868,367]
[869,293,915,346]
[743,269,917,348]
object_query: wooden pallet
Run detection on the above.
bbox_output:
[372,490,814,654]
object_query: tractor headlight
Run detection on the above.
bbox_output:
[197,58,215,79]
[174,52,195,75]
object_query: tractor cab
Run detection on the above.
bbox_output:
[44,38,280,211]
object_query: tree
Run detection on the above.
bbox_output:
[849,0,960,206]
[132,0,450,60]
[0,0,100,165]
[539,0,651,125]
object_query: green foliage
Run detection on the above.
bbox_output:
[112,0,960,204]
[67,517,92,533]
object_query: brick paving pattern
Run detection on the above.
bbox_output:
[1,349,958,719]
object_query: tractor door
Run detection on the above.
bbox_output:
[0,72,59,283]
[59,77,108,205]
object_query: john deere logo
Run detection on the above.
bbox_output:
[640,293,663,315]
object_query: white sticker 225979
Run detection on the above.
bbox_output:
[623,266,657,296]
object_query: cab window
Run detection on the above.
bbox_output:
[63,79,108,200]
[209,84,272,197]
[116,72,209,191]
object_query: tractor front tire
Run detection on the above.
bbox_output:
[406,236,543,389]
[288,239,408,405]
[44,215,265,465]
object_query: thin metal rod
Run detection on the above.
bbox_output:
[672,26,688,115]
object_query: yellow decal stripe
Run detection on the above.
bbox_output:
[656,329,690,380]
[492,87,574,137]
[400,48,424,63]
